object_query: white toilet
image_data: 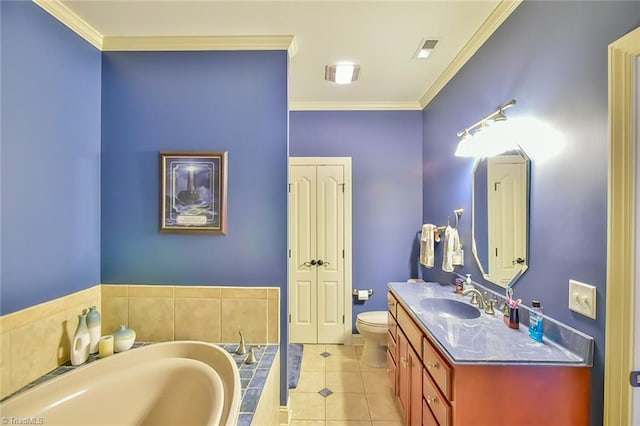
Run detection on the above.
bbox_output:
[356,311,389,367]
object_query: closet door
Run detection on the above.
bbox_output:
[289,165,318,343]
[289,162,346,344]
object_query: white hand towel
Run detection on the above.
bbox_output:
[451,228,464,266]
[442,226,456,272]
[420,224,436,268]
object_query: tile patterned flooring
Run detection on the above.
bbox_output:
[289,344,403,426]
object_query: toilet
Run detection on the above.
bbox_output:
[356,311,389,367]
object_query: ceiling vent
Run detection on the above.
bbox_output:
[325,64,360,84]
[414,39,439,59]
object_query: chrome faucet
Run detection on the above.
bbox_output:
[462,288,486,309]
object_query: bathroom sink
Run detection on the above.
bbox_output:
[420,298,481,319]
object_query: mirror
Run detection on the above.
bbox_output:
[472,150,530,287]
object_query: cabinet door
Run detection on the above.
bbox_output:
[397,329,409,421]
[408,344,423,426]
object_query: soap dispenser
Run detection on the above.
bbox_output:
[463,274,473,291]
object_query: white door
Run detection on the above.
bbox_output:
[487,155,527,285]
[289,158,351,344]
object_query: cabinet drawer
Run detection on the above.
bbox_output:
[387,330,397,362]
[386,349,396,396]
[388,312,397,342]
[423,336,452,400]
[397,304,423,356]
[423,369,451,426]
[387,291,398,319]
[423,398,439,426]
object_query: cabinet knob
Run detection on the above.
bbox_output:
[400,357,408,368]
[427,361,439,369]
[426,395,437,404]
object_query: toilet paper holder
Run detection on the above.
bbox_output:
[352,289,374,297]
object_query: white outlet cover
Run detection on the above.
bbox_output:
[569,279,597,319]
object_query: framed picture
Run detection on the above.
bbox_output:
[160,151,228,234]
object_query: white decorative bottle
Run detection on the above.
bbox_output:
[87,306,101,354]
[71,313,91,366]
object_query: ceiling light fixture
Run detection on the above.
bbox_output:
[414,39,439,59]
[454,99,517,158]
[325,64,360,84]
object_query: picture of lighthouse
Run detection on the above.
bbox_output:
[161,152,228,234]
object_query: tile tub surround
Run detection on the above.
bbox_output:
[388,281,594,365]
[101,285,280,345]
[0,343,280,425]
[0,285,101,399]
[0,284,280,400]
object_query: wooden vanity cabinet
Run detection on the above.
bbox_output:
[388,290,591,426]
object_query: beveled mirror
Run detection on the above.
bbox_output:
[472,150,530,287]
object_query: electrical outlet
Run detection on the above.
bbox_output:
[568,280,597,319]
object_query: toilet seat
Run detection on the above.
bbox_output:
[357,311,388,328]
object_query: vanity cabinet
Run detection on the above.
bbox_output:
[387,290,591,426]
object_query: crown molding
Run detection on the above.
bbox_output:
[33,0,103,50]
[419,0,522,109]
[102,35,297,55]
[289,101,422,111]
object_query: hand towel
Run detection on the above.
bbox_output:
[442,226,456,272]
[452,228,464,266]
[419,224,436,268]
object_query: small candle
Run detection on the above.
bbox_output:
[99,335,114,358]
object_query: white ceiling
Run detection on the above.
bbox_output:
[54,0,519,110]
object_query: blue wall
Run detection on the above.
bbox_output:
[421,2,640,424]
[290,111,423,328]
[100,49,289,402]
[0,1,102,314]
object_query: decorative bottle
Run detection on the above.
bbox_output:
[113,325,136,352]
[463,274,473,291]
[528,300,544,343]
[86,306,101,354]
[71,313,91,366]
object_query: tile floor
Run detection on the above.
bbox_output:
[289,344,403,426]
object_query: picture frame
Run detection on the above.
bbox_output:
[160,151,228,234]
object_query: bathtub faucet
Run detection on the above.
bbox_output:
[236,331,247,355]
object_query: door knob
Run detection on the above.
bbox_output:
[310,259,317,266]
[512,257,525,265]
[317,259,324,266]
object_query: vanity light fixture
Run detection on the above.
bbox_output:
[454,99,517,158]
[414,39,439,59]
[325,64,360,84]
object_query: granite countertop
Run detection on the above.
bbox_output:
[388,281,593,367]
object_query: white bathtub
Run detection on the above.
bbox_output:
[0,341,241,426]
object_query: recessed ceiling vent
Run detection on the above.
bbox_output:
[414,39,439,59]
[325,64,360,84]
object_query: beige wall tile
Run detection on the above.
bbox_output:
[220,287,267,299]
[102,297,129,336]
[102,285,128,298]
[129,297,174,342]
[174,298,220,342]
[220,299,268,343]
[0,332,11,399]
[11,312,66,391]
[268,288,280,299]
[0,315,11,334]
[267,298,280,343]
[10,297,66,329]
[174,286,221,299]
[128,285,174,298]
[65,285,101,310]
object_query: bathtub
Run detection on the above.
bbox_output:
[0,341,241,425]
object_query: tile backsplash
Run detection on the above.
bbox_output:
[0,284,280,399]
